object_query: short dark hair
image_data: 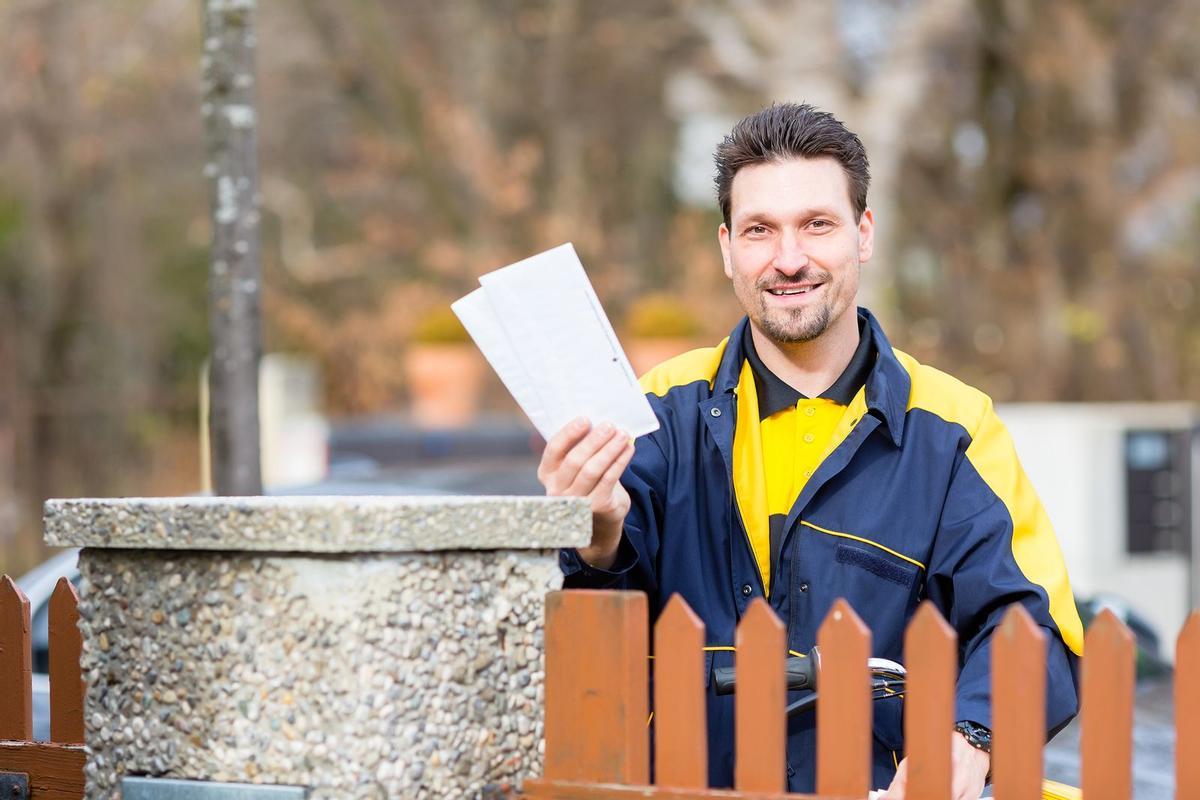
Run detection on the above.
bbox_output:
[714,103,870,227]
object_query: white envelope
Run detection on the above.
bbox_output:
[452,243,659,441]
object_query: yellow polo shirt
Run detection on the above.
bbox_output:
[732,319,876,596]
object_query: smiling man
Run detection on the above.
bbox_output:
[537,103,1082,798]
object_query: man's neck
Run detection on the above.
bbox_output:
[749,311,861,399]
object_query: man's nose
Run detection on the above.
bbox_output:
[771,230,810,274]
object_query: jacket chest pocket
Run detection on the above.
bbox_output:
[835,543,920,589]
[792,528,924,654]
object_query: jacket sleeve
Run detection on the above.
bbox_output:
[924,398,1083,736]
[559,426,668,600]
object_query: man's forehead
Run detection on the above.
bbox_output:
[729,156,854,221]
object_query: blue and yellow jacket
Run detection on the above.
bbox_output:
[560,308,1082,792]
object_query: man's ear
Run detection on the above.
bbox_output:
[718,223,734,279]
[857,208,875,265]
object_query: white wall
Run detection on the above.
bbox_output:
[998,403,1196,659]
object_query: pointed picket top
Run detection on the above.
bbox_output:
[654,593,707,789]
[49,577,85,744]
[816,598,872,799]
[997,602,1045,645]
[1177,611,1200,800]
[993,604,1047,800]
[734,598,786,794]
[904,602,956,800]
[1081,608,1134,800]
[0,574,33,740]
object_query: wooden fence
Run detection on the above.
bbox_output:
[523,589,1199,800]
[0,575,86,800]
[3,576,1196,799]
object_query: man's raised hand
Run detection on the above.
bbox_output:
[537,417,635,569]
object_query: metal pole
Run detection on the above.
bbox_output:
[202,0,263,495]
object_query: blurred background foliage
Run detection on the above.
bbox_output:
[1,0,1198,573]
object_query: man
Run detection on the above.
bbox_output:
[536,103,1082,798]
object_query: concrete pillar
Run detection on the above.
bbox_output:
[44,496,589,799]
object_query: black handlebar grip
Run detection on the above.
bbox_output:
[713,665,737,696]
[785,655,816,691]
[711,654,816,696]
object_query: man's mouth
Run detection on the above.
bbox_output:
[766,284,821,296]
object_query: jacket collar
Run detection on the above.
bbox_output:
[713,307,910,447]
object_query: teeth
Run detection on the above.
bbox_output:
[770,287,813,295]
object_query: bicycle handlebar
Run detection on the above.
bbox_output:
[710,647,906,699]
[712,649,819,696]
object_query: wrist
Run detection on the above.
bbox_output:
[954,720,992,784]
[577,517,623,569]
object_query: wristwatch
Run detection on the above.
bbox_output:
[954,720,992,753]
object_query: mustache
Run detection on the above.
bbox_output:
[756,268,831,291]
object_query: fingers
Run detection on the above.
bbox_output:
[538,417,591,484]
[537,418,632,497]
[565,428,631,497]
[586,438,635,510]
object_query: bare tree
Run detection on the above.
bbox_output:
[203,0,263,494]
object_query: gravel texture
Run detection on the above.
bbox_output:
[78,549,562,798]
[45,496,590,551]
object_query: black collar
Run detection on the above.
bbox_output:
[741,315,876,420]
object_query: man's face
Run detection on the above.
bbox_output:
[719,156,874,344]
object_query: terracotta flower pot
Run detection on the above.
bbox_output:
[404,344,486,428]
[627,337,696,378]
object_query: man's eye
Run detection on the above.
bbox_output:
[745,225,768,235]
[808,219,833,231]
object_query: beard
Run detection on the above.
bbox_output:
[748,266,837,343]
[756,302,833,343]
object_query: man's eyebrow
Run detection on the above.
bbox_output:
[733,206,846,225]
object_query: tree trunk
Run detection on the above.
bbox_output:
[203,0,263,495]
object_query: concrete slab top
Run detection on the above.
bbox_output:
[44,495,591,552]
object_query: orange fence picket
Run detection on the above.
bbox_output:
[654,594,708,789]
[49,577,85,745]
[542,590,649,785]
[1178,612,1200,800]
[1081,609,1134,800]
[815,598,871,798]
[992,604,1047,800]
[904,601,955,800]
[0,573,86,800]
[734,600,786,794]
[0,574,34,741]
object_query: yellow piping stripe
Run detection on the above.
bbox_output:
[800,520,926,570]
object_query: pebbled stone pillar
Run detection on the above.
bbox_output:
[44,496,590,799]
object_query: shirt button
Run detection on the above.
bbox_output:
[799,582,809,593]
[741,584,752,596]
[804,407,815,417]
[710,407,722,417]
[803,433,815,444]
